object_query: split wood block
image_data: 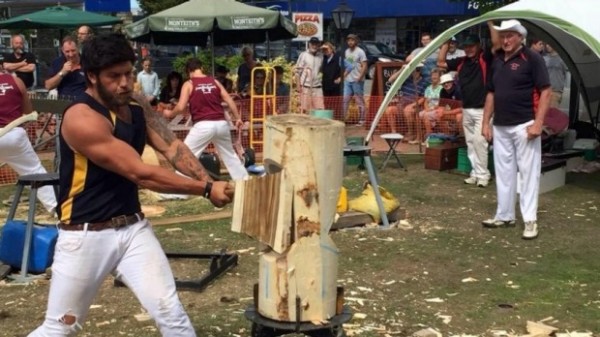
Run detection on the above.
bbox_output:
[264,115,346,235]
[231,170,293,253]
[258,235,338,322]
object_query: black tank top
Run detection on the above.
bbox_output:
[58,93,146,224]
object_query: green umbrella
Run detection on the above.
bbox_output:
[124,0,297,46]
[0,5,122,29]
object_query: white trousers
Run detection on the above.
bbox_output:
[29,220,196,337]
[0,127,57,212]
[492,120,541,222]
[462,108,490,180]
[184,120,248,181]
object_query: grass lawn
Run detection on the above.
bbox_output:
[0,154,598,336]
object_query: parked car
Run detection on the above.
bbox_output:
[358,41,404,79]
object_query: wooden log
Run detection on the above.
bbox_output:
[231,170,293,253]
[264,115,345,235]
[255,115,344,322]
[258,235,338,322]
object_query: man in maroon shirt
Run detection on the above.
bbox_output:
[164,57,248,185]
[0,69,56,213]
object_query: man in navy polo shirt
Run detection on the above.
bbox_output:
[481,20,551,240]
[45,36,86,99]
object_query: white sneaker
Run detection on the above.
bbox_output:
[477,179,489,187]
[522,221,539,239]
[464,176,478,185]
[408,140,419,145]
[482,218,516,228]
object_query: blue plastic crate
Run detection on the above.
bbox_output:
[0,220,58,274]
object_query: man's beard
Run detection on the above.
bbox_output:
[13,48,23,55]
[97,81,131,110]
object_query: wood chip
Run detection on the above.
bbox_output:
[95,320,111,327]
[134,312,152,322]
[461,277,478,283]
[425,297,444,303]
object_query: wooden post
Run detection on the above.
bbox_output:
[260,115,344,322]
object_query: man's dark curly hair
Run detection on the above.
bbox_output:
[81,33,136,86]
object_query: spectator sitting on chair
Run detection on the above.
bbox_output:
[423,73,463,136]
[409,68,443,144]
[383,63,426,134]
[157,71,183,114]
[215,65,233,93]
[249,66,271,96]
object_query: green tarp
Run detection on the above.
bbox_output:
[124,0,297,46]
[0,5,121,29]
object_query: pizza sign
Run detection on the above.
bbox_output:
[292,12,323,42]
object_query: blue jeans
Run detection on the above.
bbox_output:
[343,81,366,121]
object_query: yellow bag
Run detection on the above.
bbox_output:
[348,183,400,223]
[336,186,348,213]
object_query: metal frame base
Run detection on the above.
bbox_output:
[245,304,352,337]
[113,249,238,290]
[166,249,238,290]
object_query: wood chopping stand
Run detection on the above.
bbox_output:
[232,115,353,337]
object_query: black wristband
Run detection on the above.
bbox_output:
[203,181,213,199]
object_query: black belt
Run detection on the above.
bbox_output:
[59,212,145,231]
[303,86,322,88]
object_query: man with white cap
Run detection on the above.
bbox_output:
[437,22,499,187]
[481,19,551,240]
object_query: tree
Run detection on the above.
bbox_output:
[138,0,187,15]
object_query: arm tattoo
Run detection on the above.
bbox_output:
[134,94,211,182]
[170,144,212,182]
[138,100,177,144]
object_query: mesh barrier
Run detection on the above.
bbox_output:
[0,115,57,186]
[1,92,465,185]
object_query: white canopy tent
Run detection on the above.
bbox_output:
[367,0,600,143]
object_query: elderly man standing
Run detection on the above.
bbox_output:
[296,37,325,114]
[3,34,37,89]
[482,20,551,240]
